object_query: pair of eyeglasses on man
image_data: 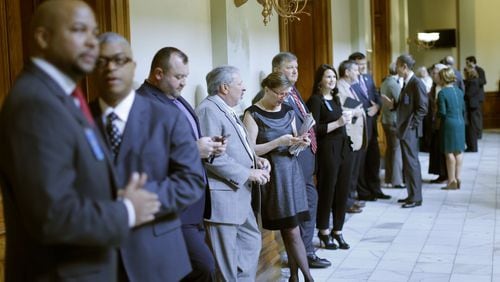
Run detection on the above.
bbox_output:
[268,87,289,97]
[95,55,133,69]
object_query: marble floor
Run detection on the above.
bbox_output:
[281,130,500,282]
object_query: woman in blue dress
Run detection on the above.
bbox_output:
[437,67,465,190]
[244,72,313,282]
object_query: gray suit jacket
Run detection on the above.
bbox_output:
[195,95,256,225]
[396,75,428,140]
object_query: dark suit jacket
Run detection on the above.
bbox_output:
[476,66,486,102]
[0,62,129,281]
[396,75,428,139]
[464,78,481,109]
[90,94,205,282]
[136,81,211,224]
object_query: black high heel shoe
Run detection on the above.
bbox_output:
[332,233,350,249]
[317,232,338,249]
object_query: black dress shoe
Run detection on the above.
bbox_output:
[331,233,350,249]
[358,195,377,201]
[401,201,422,208]
[307,254,331,268]
[430,176,447,184]
[393,184,406,189]
[397,198,409,203]
[317,232,338,250]
[375,193,391,200]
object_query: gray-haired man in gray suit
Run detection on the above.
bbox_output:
[195,65,271,281]
[382,54,428,208]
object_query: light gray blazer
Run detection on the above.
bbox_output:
[195,95,256,225]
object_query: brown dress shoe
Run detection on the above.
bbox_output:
[346,206,362,213]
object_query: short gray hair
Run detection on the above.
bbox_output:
[272,52,297,70]
[98,32,130,46]
[206,65,240,96]
[388,62,397,75]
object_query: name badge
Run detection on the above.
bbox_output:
[403,94,410,105]
[84,128,104,161]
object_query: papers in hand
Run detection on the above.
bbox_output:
[289,113,315,156]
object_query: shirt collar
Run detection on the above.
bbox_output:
[404,71,414,84]
[213,95,237,116]
[32,57,76,96]
[98,90,136,123]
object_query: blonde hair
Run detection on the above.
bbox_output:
[438,67,456,84]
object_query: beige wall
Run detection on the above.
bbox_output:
[407,0,458,70]
[331,0,372,69]
[128,0,280,109]
[472,0,499,92]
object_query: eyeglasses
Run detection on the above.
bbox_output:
[95,55,132,69]
[268,87,289,97]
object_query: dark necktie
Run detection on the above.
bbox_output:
[106,112,122,156]
[359,76,368,98]
[290,89,317,154]
[71,86,95,125]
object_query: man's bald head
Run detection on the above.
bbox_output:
[31,0,99,81]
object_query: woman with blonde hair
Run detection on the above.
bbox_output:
[437,67,465,189]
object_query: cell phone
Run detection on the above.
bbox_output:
[212,134,230,142]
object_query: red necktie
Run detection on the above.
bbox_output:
[290,89,317,154]
[71,86,95,125]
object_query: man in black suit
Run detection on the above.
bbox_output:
[91,33,206,282]
[465,56,487,140]
[137,47,226,281]
[271,52,331,268]
[0,1,160,281]
[348,52,390,201]
[382,54,428,208]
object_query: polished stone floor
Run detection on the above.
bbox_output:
[280,130,500,282]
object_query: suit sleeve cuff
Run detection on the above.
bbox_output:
[121,198,135,227]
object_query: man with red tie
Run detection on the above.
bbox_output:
[0,1,160,280]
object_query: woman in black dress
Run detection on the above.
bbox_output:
[244,72,313,281]
[307,64,354,250]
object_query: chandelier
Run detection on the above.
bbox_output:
[235,0,309,26]
[407,32,440,50]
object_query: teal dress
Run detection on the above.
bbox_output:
[438,86,465,153]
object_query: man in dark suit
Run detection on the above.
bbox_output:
[271,52,331,268]
[0,1,160,281]
[465,56,487,140]
[348,52,390,201]
[137,47,227,281]
[90,32,205,282]
[382,54,428,208]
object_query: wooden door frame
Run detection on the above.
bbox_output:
[0,0,130,107]
[278,0,332,101]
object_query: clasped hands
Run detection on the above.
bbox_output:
[249,157,271,185]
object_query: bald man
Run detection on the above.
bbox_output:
[0,1,160,281]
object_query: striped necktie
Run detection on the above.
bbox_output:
[290,89,317,154]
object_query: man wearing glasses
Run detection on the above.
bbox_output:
[90,32,205,281]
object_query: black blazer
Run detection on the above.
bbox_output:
[0,62,129,281]
[395,75,428,139]
[136,81,211,224]
[90,94,205,281]
[464,78,481,109]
